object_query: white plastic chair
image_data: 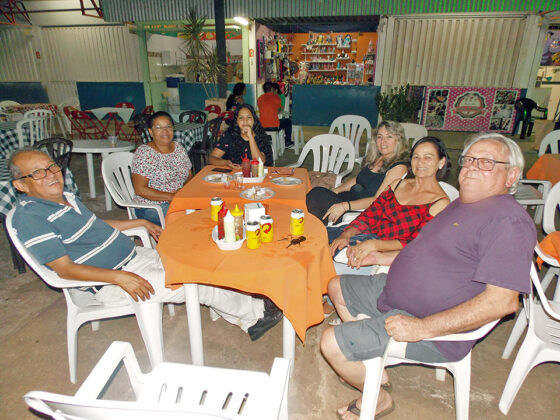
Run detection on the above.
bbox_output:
[502,184,560,359]
[399,122,428,146]
[502,245,560,358]
[265,129,285,163]
[6,209,174,384]
[329,115,372,165]
[0,99,20,107]
[538,129,559,156]
[16,115,51,148]
[514,179,552,224]
[24,341,290,420]
[360,320,499,420]
[499,260,560,415]
[439,181,459,201]
[23,109,55,136]
[288,134,355,187]
[542,180,560,235]
[102,152,166,230]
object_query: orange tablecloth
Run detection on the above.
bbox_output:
[537,231,560,268]
[166,166,311,222]
[158,204,335,342]
[526,154,560,186]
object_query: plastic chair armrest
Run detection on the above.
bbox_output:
[427,319,499,342]
[122,226,152,248]
[335,167,354,188]
[75,342,145,399]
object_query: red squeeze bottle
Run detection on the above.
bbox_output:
[251,157,259,177]
[217,205,228,240]
[241,155,251,177]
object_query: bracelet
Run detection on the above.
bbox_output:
[347,201,352,211]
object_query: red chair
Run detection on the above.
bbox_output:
[141,105,154,115]
[70,110,109,139]
[63,106,83,139]
[220,111,234,122]
[204,104,222,115]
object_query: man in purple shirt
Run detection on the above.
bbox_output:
[320,133,536,419]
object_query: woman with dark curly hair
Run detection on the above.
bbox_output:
[209,104,273,168]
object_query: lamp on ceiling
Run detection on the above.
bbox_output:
[234,16,249,26]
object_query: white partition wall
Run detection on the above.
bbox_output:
[380,14,528,88]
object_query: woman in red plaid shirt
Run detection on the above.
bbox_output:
[329,137,452,268]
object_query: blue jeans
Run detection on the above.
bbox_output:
[134,202,169,227]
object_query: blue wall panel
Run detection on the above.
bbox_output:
[0,82,49,103]
[292,85,380,127]
[178,83,255,111]
[76,82,146,115]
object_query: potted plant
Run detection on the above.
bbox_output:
[375,84,421,122]
[181,7,227,110]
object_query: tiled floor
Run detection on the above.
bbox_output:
[0,128,558,419]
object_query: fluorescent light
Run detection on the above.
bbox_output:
[234,16,249,26]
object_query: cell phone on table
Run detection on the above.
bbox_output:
[212,168,232,173]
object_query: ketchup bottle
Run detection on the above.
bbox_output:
[217,205,228,240]
[251,157,259,177]
[241,155,251,177]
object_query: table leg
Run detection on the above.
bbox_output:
[101,152,112,211]
[85,153,96,199]
[282,316,296,376]
[183,284,204,366]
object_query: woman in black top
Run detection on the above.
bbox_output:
[209,104,273,168]
[226,83,246,111]
[306,120,409,225]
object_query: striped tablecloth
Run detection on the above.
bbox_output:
[140,121,205,153]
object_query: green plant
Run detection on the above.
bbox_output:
[375,84,420,122]
[180,7,226,98]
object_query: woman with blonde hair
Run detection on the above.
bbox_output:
[306,120,409,225]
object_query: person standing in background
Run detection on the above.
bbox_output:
[257,82,293,148]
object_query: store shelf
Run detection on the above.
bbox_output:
[301,43,337,46]
[302,52,335,55]
[337,57,350,60]
[303,60,336,63]
[337,46,351,49]
[308,69,337,72]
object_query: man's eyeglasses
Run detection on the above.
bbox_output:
[152,125,173,131]
[16,163,62,180]
[458,155,509,171]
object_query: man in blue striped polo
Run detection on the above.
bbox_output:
[9,148,281,340]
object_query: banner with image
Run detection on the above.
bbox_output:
[421,86,521,133]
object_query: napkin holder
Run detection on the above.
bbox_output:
[244,203,265,223]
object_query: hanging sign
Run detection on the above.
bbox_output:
[422,86,521,133]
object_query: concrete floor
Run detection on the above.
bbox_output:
[0,127,558,419]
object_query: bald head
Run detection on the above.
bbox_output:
[9,148,51,180]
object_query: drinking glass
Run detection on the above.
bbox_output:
[234,173,244,190]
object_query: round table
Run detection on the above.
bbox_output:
[71,139,135,211]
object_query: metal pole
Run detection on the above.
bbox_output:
[213,0,227,98]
